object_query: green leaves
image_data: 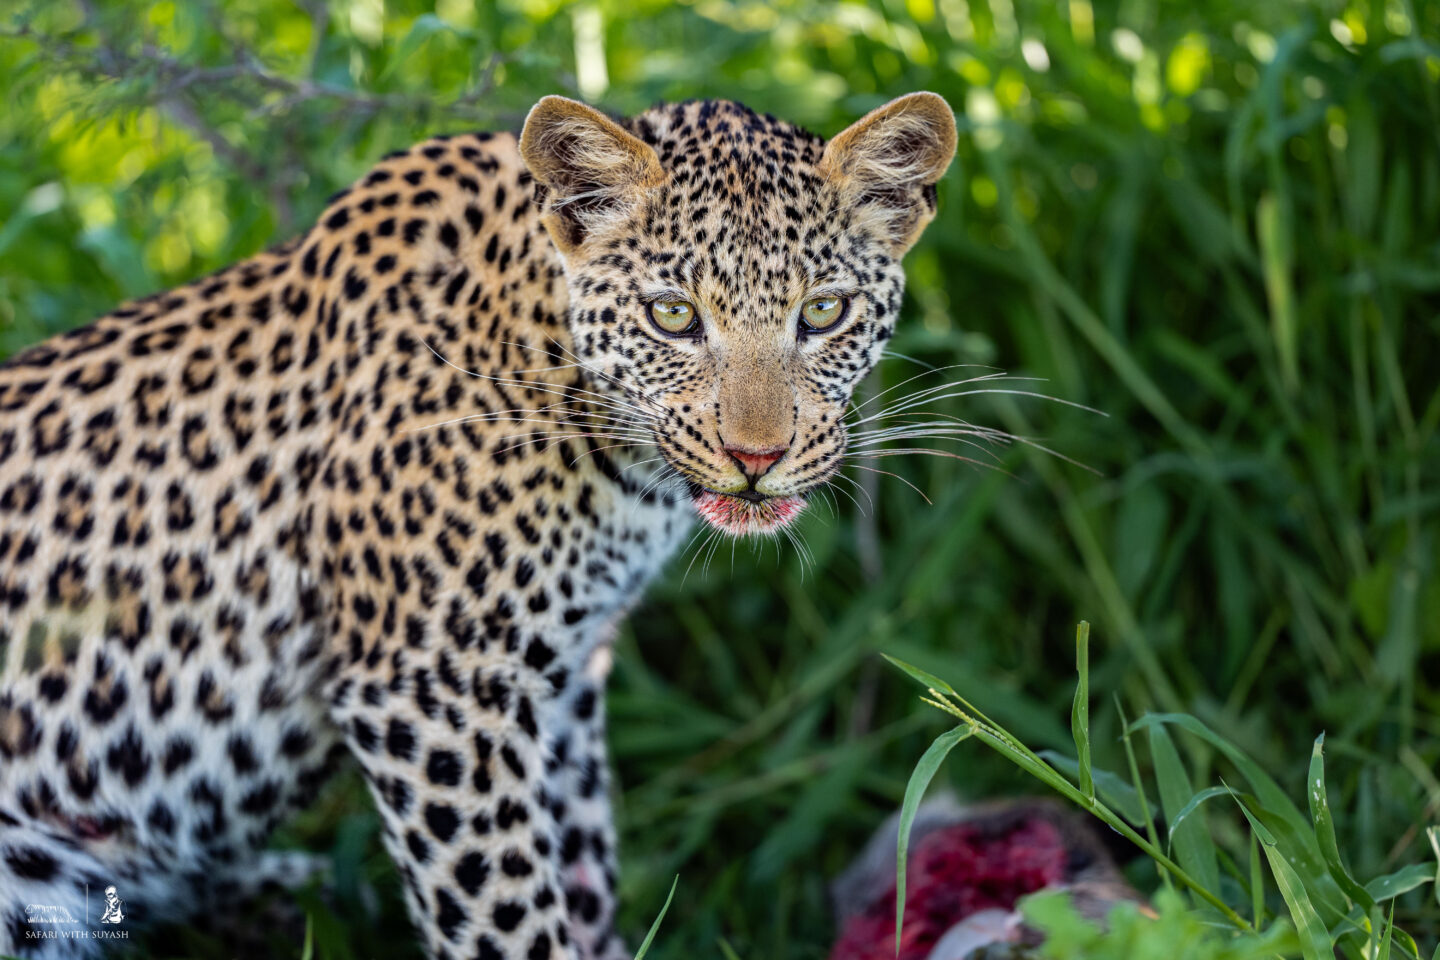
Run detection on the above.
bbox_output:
[894,725,974,956]
[1131,715,1351,918]
[632,876,678,960]
[1022,888,1300,960]
[893,625,1438,957]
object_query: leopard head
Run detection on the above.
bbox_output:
[519,94,956,535]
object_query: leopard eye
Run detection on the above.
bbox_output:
[647,299,700,337]
[800,295,849,333]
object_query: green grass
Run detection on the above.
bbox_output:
[1018,888,1302,960]
[889,629,1438,957]
[2,0,1438,958]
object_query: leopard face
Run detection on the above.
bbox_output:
[520,95,956,535]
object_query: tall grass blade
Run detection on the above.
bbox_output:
[1307,733,1375,912]
[1377,900,1396,960]
[1071,620,1093,803]
[1365,863,1434,901]
[1230,788,1333,960]
[632,876,679,960]
[895,725,974,956]
[1128,715,1307,829]
[880,653,958,698]
[1149,723,1222,902]
[1129,713,1345,914]
[1256,192,1298,392]
[1429,827,1440,908]
[1250,830,1264,929]
[1116,695,1170,891]
[1166,785,1237,843]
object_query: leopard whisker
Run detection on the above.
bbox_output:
[848,464,933,504]
[487,427,654,450]
[460,395,658,424]
[850,411,1007,429]
[679,524,721,588]
[779,522,814,577]
[849,414,1020,445]
[849,435,1009,467]
[849,364,1006,414]
[419,337,661,425]
[618,455,668,475]
[570,440,659,463]
[497,432,654,456]
[848,427,1012,451]
[847,378,1069,428]
[879,349,943,371]
[850,425,1100,474]
[500,338,669,415]
[848,423,1015,445]
[439,411,653,434]
[849,387,1104,429]
[501,432,651,450]
[701,525,728,578]
[811,483,838,519]
[825,471,875,516]
[472,383,658,424]
[623,470,685,518]
[407,383,656,434]
[488,415,652,436]
[847,448,1015,477]
[632,463,685,505]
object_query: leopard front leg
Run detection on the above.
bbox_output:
[542,646,627,960]
[331,654,576,960]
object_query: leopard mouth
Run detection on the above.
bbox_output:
[690,487,807,535]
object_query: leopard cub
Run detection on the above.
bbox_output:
[0,93,956,959]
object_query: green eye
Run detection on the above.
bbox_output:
[647,299,699,336]
[800,295,848,332]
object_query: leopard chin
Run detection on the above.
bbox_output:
[691,489,807,535]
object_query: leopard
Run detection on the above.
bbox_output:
[0,92,957,959]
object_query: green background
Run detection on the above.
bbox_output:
[1,0,1438,956]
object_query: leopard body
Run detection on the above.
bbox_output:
[0,94,956,959]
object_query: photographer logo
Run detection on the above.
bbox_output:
[98,885,125,924]
[20,883,129,943]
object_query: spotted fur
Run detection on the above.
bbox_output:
[0,93,954,959]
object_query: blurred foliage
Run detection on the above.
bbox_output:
[1020,888,1301,960]
[2,0,1439,958]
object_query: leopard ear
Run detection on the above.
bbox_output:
[520,96,666,253]
[820,92,957,253]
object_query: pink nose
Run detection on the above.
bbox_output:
[726,445,786,480]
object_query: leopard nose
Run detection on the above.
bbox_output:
[725,444,787,482]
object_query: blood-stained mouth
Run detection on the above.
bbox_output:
[691,489,806,535]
